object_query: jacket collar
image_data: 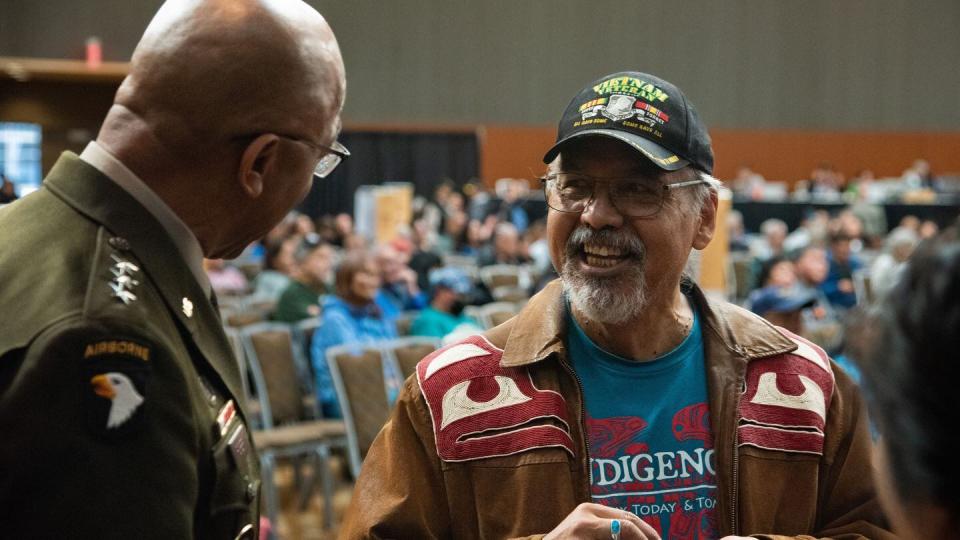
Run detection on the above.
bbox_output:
[43,152,246,408]
[496,278,796,367]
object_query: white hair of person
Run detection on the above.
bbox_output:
[760,217,788,236]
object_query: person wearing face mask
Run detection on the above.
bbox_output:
[410,268,482,341]
[309,251,398,418]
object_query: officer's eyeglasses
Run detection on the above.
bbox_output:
[234,133,350,180]
[276,135,350,179]
[541,172,709,219]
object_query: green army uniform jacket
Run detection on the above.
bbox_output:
[0,153,260,539]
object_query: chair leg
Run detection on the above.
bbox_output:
[319,445,334,530]
[296,454,317,511]
[260,452,279,539]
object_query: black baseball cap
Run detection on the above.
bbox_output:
[543,71,714,174]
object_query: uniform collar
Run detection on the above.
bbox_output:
[496,278,796,368]
[79,141,210,297]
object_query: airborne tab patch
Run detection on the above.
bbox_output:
[418,335,575,462]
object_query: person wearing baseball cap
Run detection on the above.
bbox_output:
[341,72,892,540]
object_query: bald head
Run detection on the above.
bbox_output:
[96,0,347,259]
[108,0,344,158]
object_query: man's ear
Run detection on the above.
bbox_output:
[692,188,718,250]
[238,134,280,199]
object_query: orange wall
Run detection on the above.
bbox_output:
[480,125,960,187]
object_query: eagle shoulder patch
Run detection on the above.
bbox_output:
[82,337,152,438]
[738,328,835,455]
[417,335,574,462]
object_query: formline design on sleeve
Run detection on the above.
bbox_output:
[738,328,835,455]
[417,334,575,462]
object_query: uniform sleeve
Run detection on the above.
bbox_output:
[339,374,452,539]
[0,318,199,539]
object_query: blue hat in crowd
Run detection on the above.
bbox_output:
[429,267,473,296]
[748,286,816,315]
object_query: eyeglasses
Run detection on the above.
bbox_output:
[541,172,709,218]
[234,132,350,179]
[277,135,350,179]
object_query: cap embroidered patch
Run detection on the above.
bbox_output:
[543,71,714,174]
[82,338,152,438]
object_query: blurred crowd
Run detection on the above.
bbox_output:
[207,178,546,418]
[731,158,957,203]
[729,203,945,380]
[207,171,955,417]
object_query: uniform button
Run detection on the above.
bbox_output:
[245,482,257,503]
[234,523,255,540]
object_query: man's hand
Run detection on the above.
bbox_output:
[543,503,661,540]
[401,267,420,294]
[719,536,754,539]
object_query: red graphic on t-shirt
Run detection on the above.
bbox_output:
[588,415,649,455]
[586,406,717,540]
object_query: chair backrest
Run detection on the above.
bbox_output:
[480,264,520,289]
[478,301,520,329]
[327,345,395,478]
[382,336,440,380]
[240,323,306,427]
[226,310,267,327]
[292,318,322,378]
[394,310,419,337]
[491,285,529,303]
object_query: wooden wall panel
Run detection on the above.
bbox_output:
[480,125,960,187]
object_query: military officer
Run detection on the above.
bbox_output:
[0,1,346,538]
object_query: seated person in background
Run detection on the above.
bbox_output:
[749,218,787,263]
[408,217,444,291]
[752,255,796,290]
[310,251,399,418]
[272,240,335,323]
[748,285,816,336]
[410,268,482,341]
[854,225,960,539]
[791,245,844,353]
[870,226,919,299]
[477,221,532,267]
[250,235,298,302]
[822,232,863,310]
[204,258,249,295]
[374,243,428,317]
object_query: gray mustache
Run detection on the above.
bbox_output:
[564,226,646,260]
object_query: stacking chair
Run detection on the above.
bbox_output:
[326,344,403,479]
[240,323,346,531]
[381,336,441,380]
[479,264,522,289]
[490,285,530,303]
[394,310,419,337]
[468,301,520,329]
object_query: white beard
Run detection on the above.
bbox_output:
[560,227,648,325]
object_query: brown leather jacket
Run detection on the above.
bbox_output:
[341,281,893,539]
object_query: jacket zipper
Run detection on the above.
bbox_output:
[558,355,593,495]
[730,375,743,536]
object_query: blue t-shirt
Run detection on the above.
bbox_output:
[567,302,719,539]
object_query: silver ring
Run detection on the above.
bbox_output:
[610,518,621,540]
